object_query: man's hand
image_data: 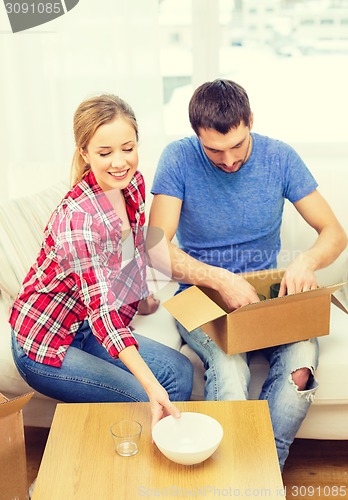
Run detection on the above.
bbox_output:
[216,269,260,310]
[279,256,318,296]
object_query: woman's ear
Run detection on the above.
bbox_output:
[78,147,89,164]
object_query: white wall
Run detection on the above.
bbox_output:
[0,0,165,201]
[279,144,348,286]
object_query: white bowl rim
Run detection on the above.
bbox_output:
[152,412,223,454]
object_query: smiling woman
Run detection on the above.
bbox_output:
[9,93,194,429]
[71,95,139,187]
[72,95,140,230]
[79,119,138,192]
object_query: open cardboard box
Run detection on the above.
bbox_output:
[0,392,34,500]
[164,269,348,355]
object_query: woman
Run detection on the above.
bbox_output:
[10,94,193,426]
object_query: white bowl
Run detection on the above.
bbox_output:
[152,412,223,465]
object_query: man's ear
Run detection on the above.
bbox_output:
[79,147,89,164]
[249,112,254,130]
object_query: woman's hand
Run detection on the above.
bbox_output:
[145,381,181,428]
[118,346,180,429]
[137,293,160,315]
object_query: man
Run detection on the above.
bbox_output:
[148,79,347,470]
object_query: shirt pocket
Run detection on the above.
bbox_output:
[241,197,277,233]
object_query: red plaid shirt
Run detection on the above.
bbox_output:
[9,171,148,367]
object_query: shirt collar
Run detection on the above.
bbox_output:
[84,170,139,215]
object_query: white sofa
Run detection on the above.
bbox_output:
[1,182,348,439]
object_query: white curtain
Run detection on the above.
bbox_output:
[0,0,165,202]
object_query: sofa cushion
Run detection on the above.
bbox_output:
[130,281,183,351]
[0,182,68,302]
[0,298,39,396]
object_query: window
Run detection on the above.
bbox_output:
[160,0,348,146]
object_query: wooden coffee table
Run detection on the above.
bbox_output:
[32,400,285,499]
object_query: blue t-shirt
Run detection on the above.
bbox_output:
[151,133,318,290]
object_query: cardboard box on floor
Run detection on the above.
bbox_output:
[0,392,34,500]
[164,269,347,355]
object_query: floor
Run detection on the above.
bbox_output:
[282,439,348,498]
[25,427,348,499]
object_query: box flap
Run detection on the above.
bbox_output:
[232,281,347,315]
[331,293,348,314]
[163,280,346,331]
[0,393,8,404]
[0,392,34,418]
[240,269,286,298]
[323,281,346,293]
[163,286,227,331]
[240,269,286,282]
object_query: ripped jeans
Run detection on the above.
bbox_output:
[176,321,319,471]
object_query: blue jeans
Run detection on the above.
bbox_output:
[11,321,193,403]
[176,321,319,471]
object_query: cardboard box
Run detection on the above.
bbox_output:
[0,392,34,500]
[164,269,347,355]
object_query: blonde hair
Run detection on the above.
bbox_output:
[70,94,138,186]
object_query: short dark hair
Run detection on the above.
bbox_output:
[188,79,252,135]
